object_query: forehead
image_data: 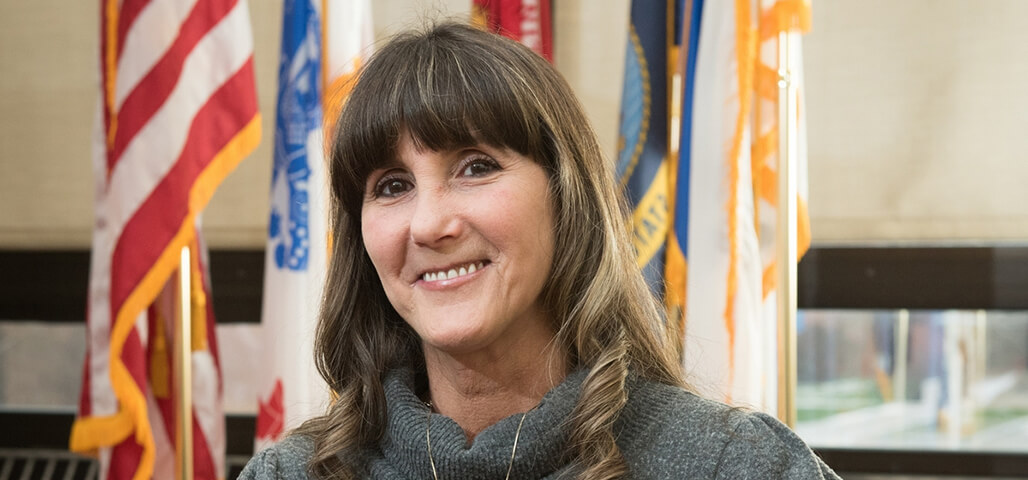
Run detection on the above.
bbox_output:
[369,128,493,169]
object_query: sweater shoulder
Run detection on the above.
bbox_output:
[619,378,840,479]
[619,378,742,456]
[238,435,314,480]
[713,411,841,479]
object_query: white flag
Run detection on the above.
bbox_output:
[256,0,374,450]
[681,0,811,412]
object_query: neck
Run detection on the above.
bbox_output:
[423,335,567,442]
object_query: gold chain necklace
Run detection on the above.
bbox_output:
[425,402,530,480]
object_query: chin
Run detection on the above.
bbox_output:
[420,325,498,356]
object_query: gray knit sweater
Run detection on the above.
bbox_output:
[240,368,840,479]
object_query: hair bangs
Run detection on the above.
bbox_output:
[332,25,554,215]
[397,37,546,160]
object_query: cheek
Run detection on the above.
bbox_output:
[361,208,401,275]
[532,202,557,268]
[487,191,555,264]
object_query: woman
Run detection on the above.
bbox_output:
[242,21,840,480]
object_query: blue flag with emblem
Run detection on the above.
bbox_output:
[618,0,671,298]
[270,0,321,272]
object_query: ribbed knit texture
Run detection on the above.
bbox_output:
[240,368,840,479]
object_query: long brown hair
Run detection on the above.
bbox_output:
[297,21,683,479]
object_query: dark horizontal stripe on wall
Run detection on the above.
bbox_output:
[798,246,1028,310]
[0,251,90,322]
[0,410,256,456]
[203,250,265,324]
[816,448,1028,477]
[4,246,1028,322]
[0,411,77,449]
[0,250,263,323]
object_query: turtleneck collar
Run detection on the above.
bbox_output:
[371,367,589,479]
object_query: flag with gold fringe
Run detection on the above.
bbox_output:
[669,0,812,411]
[71,1,261,479]
[255,0,374,450]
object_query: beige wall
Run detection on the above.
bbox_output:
[0,1,97,248]
[804,0,1028,243]
[1,0,1026,249]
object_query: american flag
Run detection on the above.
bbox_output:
[70,1,260,479]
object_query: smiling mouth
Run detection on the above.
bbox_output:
[421,261,488,282]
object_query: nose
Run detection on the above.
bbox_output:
[409,186,462,247]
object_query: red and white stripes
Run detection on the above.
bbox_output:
[72,1,260,479]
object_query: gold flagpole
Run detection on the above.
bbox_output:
[175,246,194,480]
[775,29,799,428]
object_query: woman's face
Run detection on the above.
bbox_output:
[361,134,556,356]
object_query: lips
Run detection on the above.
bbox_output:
[420,260,488,282]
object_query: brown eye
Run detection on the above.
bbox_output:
[376,178,412,197]
[461,156,500,177]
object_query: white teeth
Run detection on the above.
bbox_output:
[422,262,485,282]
